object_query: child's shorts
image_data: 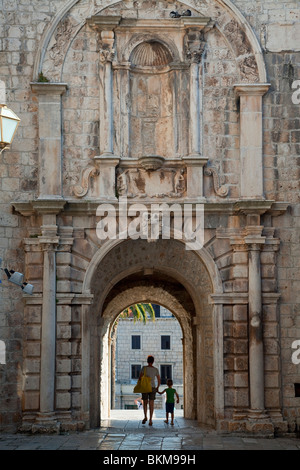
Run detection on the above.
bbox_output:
[166,402,175,413]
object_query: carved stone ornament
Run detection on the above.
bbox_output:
[240,55,259,83]
[73,166,99,198]
[185,30,206,63]
[204,166,228,197]
[138,156,165,171]
[99,48,115,63]
[117,166,186,199]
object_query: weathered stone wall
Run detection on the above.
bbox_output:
[264,51,300,429]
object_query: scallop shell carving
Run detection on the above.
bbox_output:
[130,41,172,66]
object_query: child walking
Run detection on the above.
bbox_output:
[158,379,179,425]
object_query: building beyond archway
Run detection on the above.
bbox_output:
[112,304,184,411]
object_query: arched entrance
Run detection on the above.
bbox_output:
[104,282,193,418]
[109,300,185,414]
[82,238,224,429]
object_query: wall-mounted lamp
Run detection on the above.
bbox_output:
[4,268,24,286]
[0,104,20,153]
[22,282,34,295]
[0,258,34,295]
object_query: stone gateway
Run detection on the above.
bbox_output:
[0,0,299,437]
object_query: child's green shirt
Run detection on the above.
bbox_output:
[165,387,176,403]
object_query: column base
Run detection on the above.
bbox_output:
[246,409,274,436]
[31,412,61,434]
[247,408,269,420]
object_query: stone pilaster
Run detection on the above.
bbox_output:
[234,84,270,199]
[244,217,273,434]
[182,156,208,199]
[30,83,67,200]
[183,30,208,200]
[99,34,115,158]
[247,241,265,413]
[32,219,59,432]
[28,202,64,433]
[94,24,120,199]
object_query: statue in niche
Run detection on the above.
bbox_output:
[174,168,186,196]
[117,169,129,196]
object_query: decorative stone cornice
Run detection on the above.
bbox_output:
[233,83,271,96]
[30,82,68,95]
[12,199,289,218]
[234,200,275,215]
[209,293,248,304]
[209,292,280,305]
[87,16,212,32]
[12,199,66,216]
[86,15,122,31]
[23,293,94,306]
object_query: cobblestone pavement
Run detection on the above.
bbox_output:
[0,410,299,452]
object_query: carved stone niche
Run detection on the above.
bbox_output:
[75,14,213,201]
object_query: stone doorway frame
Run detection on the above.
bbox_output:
[81,238,224,429]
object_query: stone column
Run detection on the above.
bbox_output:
[183,34,207,199]
[113,62,131,158]
[30,83,67,199]
[94,30,120,199]
[34,216,60,432]
[99,34,115,157]
[248,243,264,410]
[189,61,201,156]
[234,84,270,199]
[245,222,266,418]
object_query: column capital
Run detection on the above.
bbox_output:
[244,225,265,246]
[246,241,264,251]
[99,48,115,63]
[233,83,271,96]
[30,82,68,96]
[86,15,121,32]
[38,239,59,251]
[182,155,208,166]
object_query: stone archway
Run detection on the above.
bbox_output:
[102,281,195,420]
[34,0,267,84]
[82,238,224,429]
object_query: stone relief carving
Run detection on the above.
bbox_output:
[240,56,259,83]
[99,47,115,63]
[184,30,206,63]
[204,165,228,197]
[223,19,252,56]
[141,211,162,242]
[174,168,186,196]
[49,16,77,68]
[73,166,99,197]
[116,166,186,199]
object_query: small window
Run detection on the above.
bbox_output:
[161,335,170,350]
[131,335,141,349]
[153,304,161,318]
[160,364,172,385]
[131,364,142,380]
[295,383,300,397]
